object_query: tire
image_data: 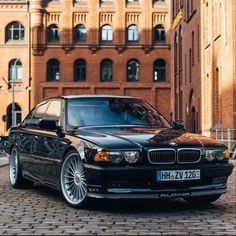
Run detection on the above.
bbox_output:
[183,194,221,205]
[60,151,88,208]
[9,148,34,189]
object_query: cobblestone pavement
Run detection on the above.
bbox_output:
[0,161,235,235]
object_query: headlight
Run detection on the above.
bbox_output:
[205,149,228,161]
[215,151,225,161]
[94,151,140,164]
[94,151,123,163]
[124,151,140,164]
[109,152,124,164]
[205,150,216,161]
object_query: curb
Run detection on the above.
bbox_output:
[0,156,9,168]
[0,163,8,168]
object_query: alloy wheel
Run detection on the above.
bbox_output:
[61,153,87,206]
[9,148,18,185]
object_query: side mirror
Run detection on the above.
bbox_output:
[38,119,58,131]
[173,120,185,130]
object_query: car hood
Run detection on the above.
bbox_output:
[72,126,225,150]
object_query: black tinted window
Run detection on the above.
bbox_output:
[24,101,49,127]
[33,101,49,119]
[67,98,171,129]
[44,100,61,125]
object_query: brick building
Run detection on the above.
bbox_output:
[0,0,30,135]
[171,0,236,136]
[0,0,172,135]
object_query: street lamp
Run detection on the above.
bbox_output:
[12,58,21,127]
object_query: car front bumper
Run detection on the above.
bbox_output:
[84,162,234,199]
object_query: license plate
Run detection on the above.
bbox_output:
[157,169,200,182]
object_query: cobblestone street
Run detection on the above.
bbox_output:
[0,162,235,235]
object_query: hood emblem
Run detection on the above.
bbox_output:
[169,142,178,147]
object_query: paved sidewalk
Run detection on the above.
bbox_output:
[0,155,9,168]
[0,161,235,235]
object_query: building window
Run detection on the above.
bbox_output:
[47,24,60,42]
[127,59,140,81]
[101,25,113,42]
[192,31,195,66]
[189,49,192,82]
[179,25,182,70]
[6,103,22,130]
[174,32,177,73]
[153,0,165,4]
[128,25,139,42]
[153,59,166,82]
[74,24,87,42]
[101,60,113,82]
[6,22,25,42]
[74,59,86,82]
[127,0,139,2]
[47,59,60,81]
[101,0,113,2]
[9,59,22,81]
[154,25,165,42]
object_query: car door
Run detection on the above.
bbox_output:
[19,101,50,179]
[31,99,69,188]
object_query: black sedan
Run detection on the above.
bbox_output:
[7,95,234,208]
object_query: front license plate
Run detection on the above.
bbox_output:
[157,169,201,182]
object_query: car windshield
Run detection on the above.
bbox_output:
[67,97,172,129]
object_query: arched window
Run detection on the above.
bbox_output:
[47,59,60,81]
[6,103,22,129]
[101,25,113,42]
[101,59,113,81]
[9,59,22,81]
[153,59,166,82]
[128,25,139,42]
[6,22,25,42]
[154,25,165,42]
[74,24,87,42]
[47,24,59,42]
[74,59,86,81]
[127,59,140,81]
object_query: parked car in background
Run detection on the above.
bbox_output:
[6,95,234,208]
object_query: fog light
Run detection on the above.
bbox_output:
[124,151,140,163]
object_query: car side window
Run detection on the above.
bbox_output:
[27,101,49,127]
[44,100,62,126]
[22,110,34,127]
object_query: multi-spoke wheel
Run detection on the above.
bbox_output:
[9,148,18,186]
[60,151,88,208]
[9,148,34,188]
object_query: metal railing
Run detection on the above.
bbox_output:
[212,129,236,156]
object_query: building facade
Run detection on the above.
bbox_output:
[0,0,30,135]
[0,0,172,135]
[171,0,236,136]
[30,0,172,118]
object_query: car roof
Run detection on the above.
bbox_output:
[49,95,135,100]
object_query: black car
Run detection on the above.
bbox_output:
[7,95,234,208]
